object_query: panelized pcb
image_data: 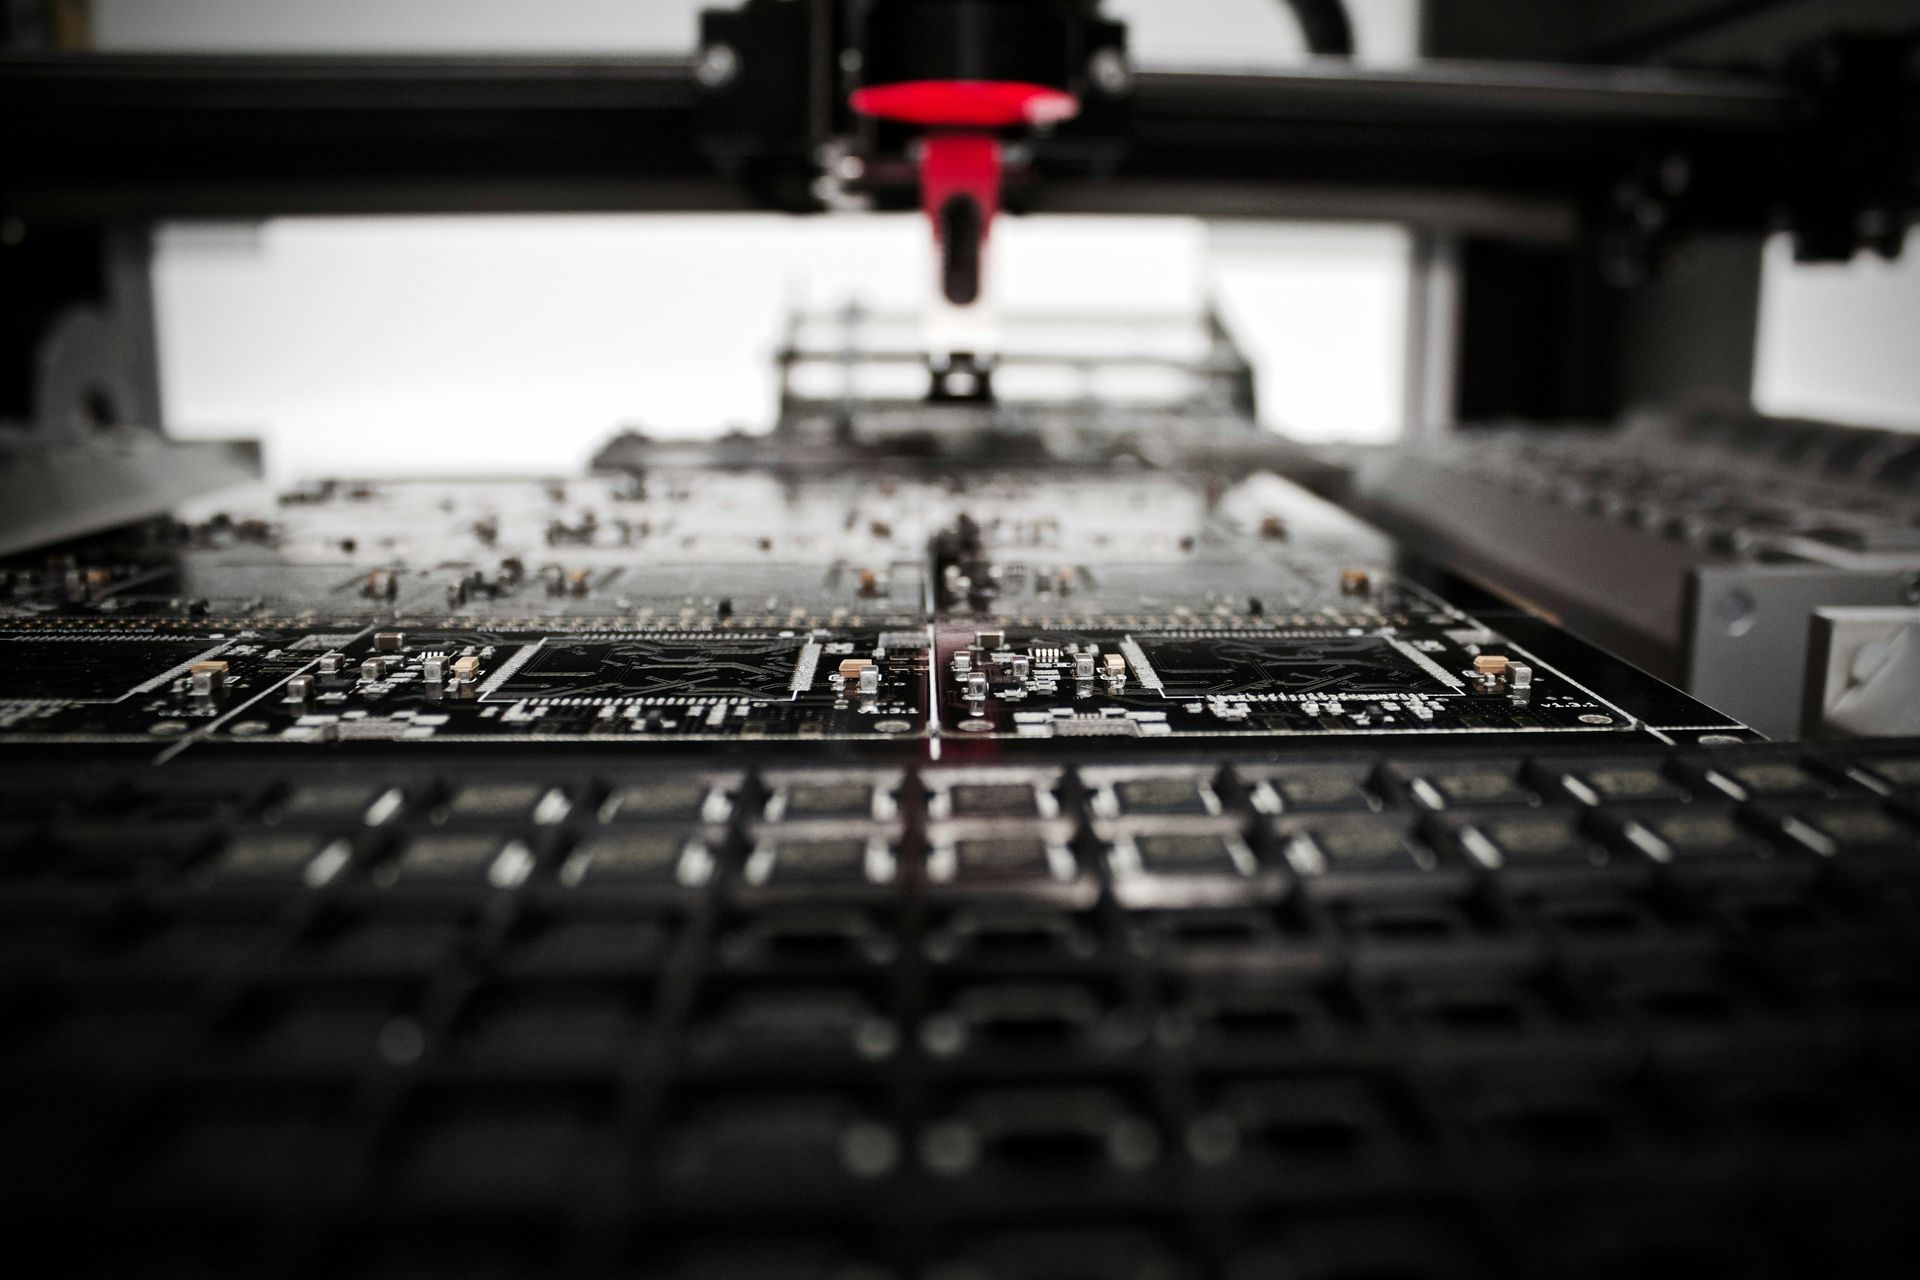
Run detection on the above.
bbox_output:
[0,470,1738,748]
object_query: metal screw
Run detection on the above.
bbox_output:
[1088,47,1131,95]
[695,43,739,89]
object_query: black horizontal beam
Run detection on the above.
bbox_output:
[1041,62,1797,232]
[0,51,1891,233]
[3,53,743,218]
[1127,60,1790,130]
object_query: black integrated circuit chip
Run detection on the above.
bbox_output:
[484,635,813,702]
[1132,634,1445,699]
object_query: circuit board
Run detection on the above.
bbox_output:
[0,468,1721,748]
[933,623,1630,739]
[0,622,929,743]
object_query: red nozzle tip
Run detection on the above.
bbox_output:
[850,80,1079,128]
